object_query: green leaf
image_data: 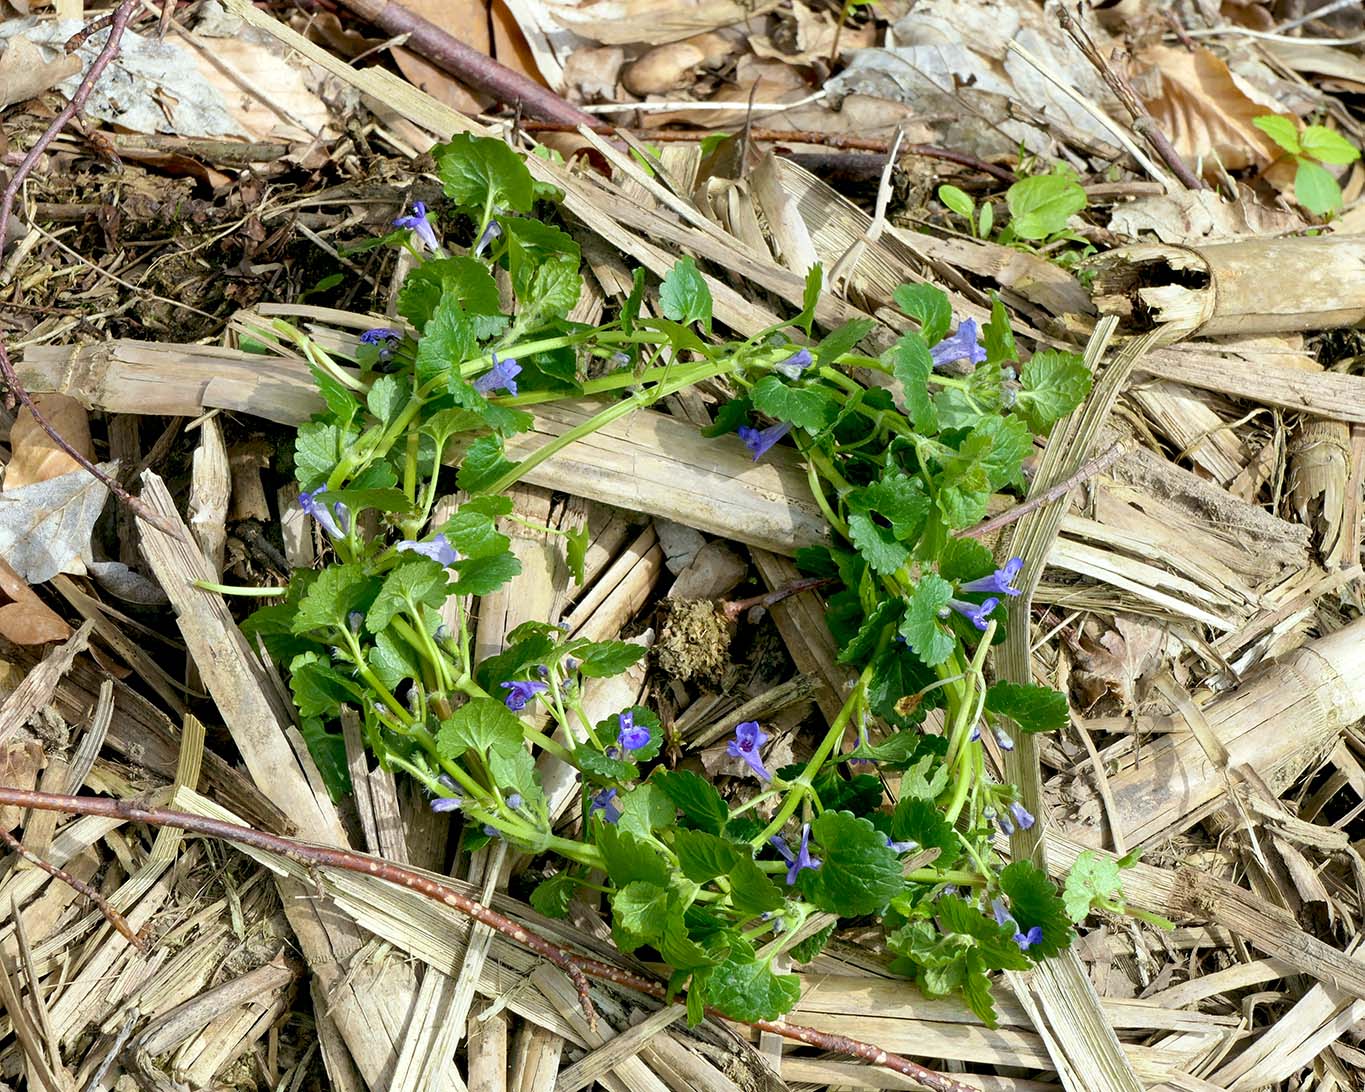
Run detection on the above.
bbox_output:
[999,861,1073,958]
[612,881,673,950]
[750,375,837,430]
[457,434,516,493]
[970,414,1033,490]
[575,745,639,784]
[293,563,375,635]
[366,557,451,633]
[1300,124,1360,165]
[436,697,525,761]
[489,745,543,811]
[565,522,589,585]
[893,283,952,345]
[789,922,836,964]
[653,770,730,836]
[815,318,876,366]
[519,256,582,328]
[937,895,1031,972]
[800,811,905,917]
[436,132,534,214]
[597,825,670,887]
[324,487,412,518]
[899,575,955,667]
[310,363,360,425]
[397,256,502,332]
[891,797,960,870]
[365,374,408,429]
[299,716,351,801]
[452,552,522,596]
[622,266,647,334]
[294,421,345,490]
[856,472,931,541]
[1294,158,1343,216]
[671,828,741,884]
[438,509,509,560]
[728,857,784,917]
[530,872,578,917]
[810,769,883,816]
[701,396,752,438]
[474,632,556,694]
[701,954,800,1022]
[869,643,940,728]
[369,628,422,690]
[1063,850,1124,922]
[898,745,951,799]
[1252,114,1300,155]
[415,297,478,385]
[836,597,904,665]
[982,294,1015,364]
[796,263,822,336]
[985,681,1069,734]
[1006,173,1087,240]
[1016,350,1091,433]
[887,333,937,434]
[937,183,975,222]
[617,783,676,842]
[659,257,712,332]
[846,511,911,577]
[575,640,646,678]
[288,651,361,717]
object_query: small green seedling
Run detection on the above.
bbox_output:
[940,167,1088,248]
[1253,115,1361,217]
[1064,849,1174,930]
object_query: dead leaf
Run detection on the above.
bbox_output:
[392,0,492,114]
[0,36,82,110]
[1107,184,1303,243]
[1134,45,1284,172]
[0,558,70,646]
[4,393,93,491]
[0,742,46,831]
[642,56,808,128]
[0,463,115,585]
[545,0,782,46]
[563,46,625,101]
[1070,614,1164,710]
[749,0,874,67]
[492,0,550,87]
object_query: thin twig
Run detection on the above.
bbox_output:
[721,577,835,623]
[1057,6,1204,192]
[955,440,1129,540]
[0,787,977,1092]
[0,826,146,952]
[516,121,1018,183]
[0,1,184,541]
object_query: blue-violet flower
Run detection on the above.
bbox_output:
[994,725,1015,752]
[992,897,1044,951]
[737,421,792,462]
[1009,801,1035,830]
[430,794,463,813]
[590,787,622,824]
[960,557,1023,598]
[773,347,813,380]
[727,720,771,781]
[942,596,1000,631]
[506,792,523,809]
[930,318,986,369]
[397,532,459,567]
[300,486,344,539]
[473,354,521,397]
[617,710,650,753]
[474,220,502,256]
[885,835,919,854]
[394,200,440,253]
[770,823,821,884]
[501,679,548,711]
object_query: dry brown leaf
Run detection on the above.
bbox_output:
[492,0,550,87]
[392,0,493,113]
[545,0,781,46]
[4,393,92,491]
[0,742,45,831]
[1070,614,1164,710]
[1107,183,1303,243]
[563,45,625,100]
[0,36,82,110]
[749,0,874,67]
[0,557,70,647]
[1135,45,1284,172]
[641,56,808,128]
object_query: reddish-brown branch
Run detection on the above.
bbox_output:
[0,786,976,1092]
[721,577,835,622]
[517,121,1018,183]
[0,1,184,541]
[0,825,146,951]
[335,0,596,127]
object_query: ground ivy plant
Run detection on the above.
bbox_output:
[241,133,1098,1028]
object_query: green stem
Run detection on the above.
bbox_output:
[194,581,286,597]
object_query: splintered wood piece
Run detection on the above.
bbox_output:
[189,417,230,577]
[555,1005,687,1092]
[0,620,91,745]
[1090,237,1365,340]
[511,1021,565,1092]
[474,485,563,665]
[467,1001,508,1092]
[1288,417,1352,567]
[1071,616,1365,849]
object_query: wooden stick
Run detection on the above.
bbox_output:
[0,787,978,1092]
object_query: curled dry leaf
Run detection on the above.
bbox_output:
[0,462,115,585]
[4,393,94,491]
[1134,45,1285,172]
[0,557,71,646]
[623,42,709,96]
[0,36,82,110]
[1069,614,1164,711]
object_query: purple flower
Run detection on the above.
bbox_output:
[394,200,440,253]
[397,533,458,567]
[300,486,344,539]
[737,421,792,462]
[930,318,986,370]
[348,611,363,634]
[435,624,451,642]
[1009,801,1035,830]
[994,809,1016,835]
[360,328,400,361]
[960,558,1023,598]
[727,720,771,782]
[617,711,650,753]
[770,823,821,885]
[885,834,918,854]
[482,824,501,839]
[969,725,982,743]
[473,354,521,397]
[942,596,1000,631]
[506,792,523,809]
[774,348,813,380]
[430,794,463,813]
[992,897,1012,927]
[474,220,502,257]
[994,725,1015,752]
[332,500,351,536]
[1014,925,1043,950]
[501,679,548,711]
[590,787,621,824]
